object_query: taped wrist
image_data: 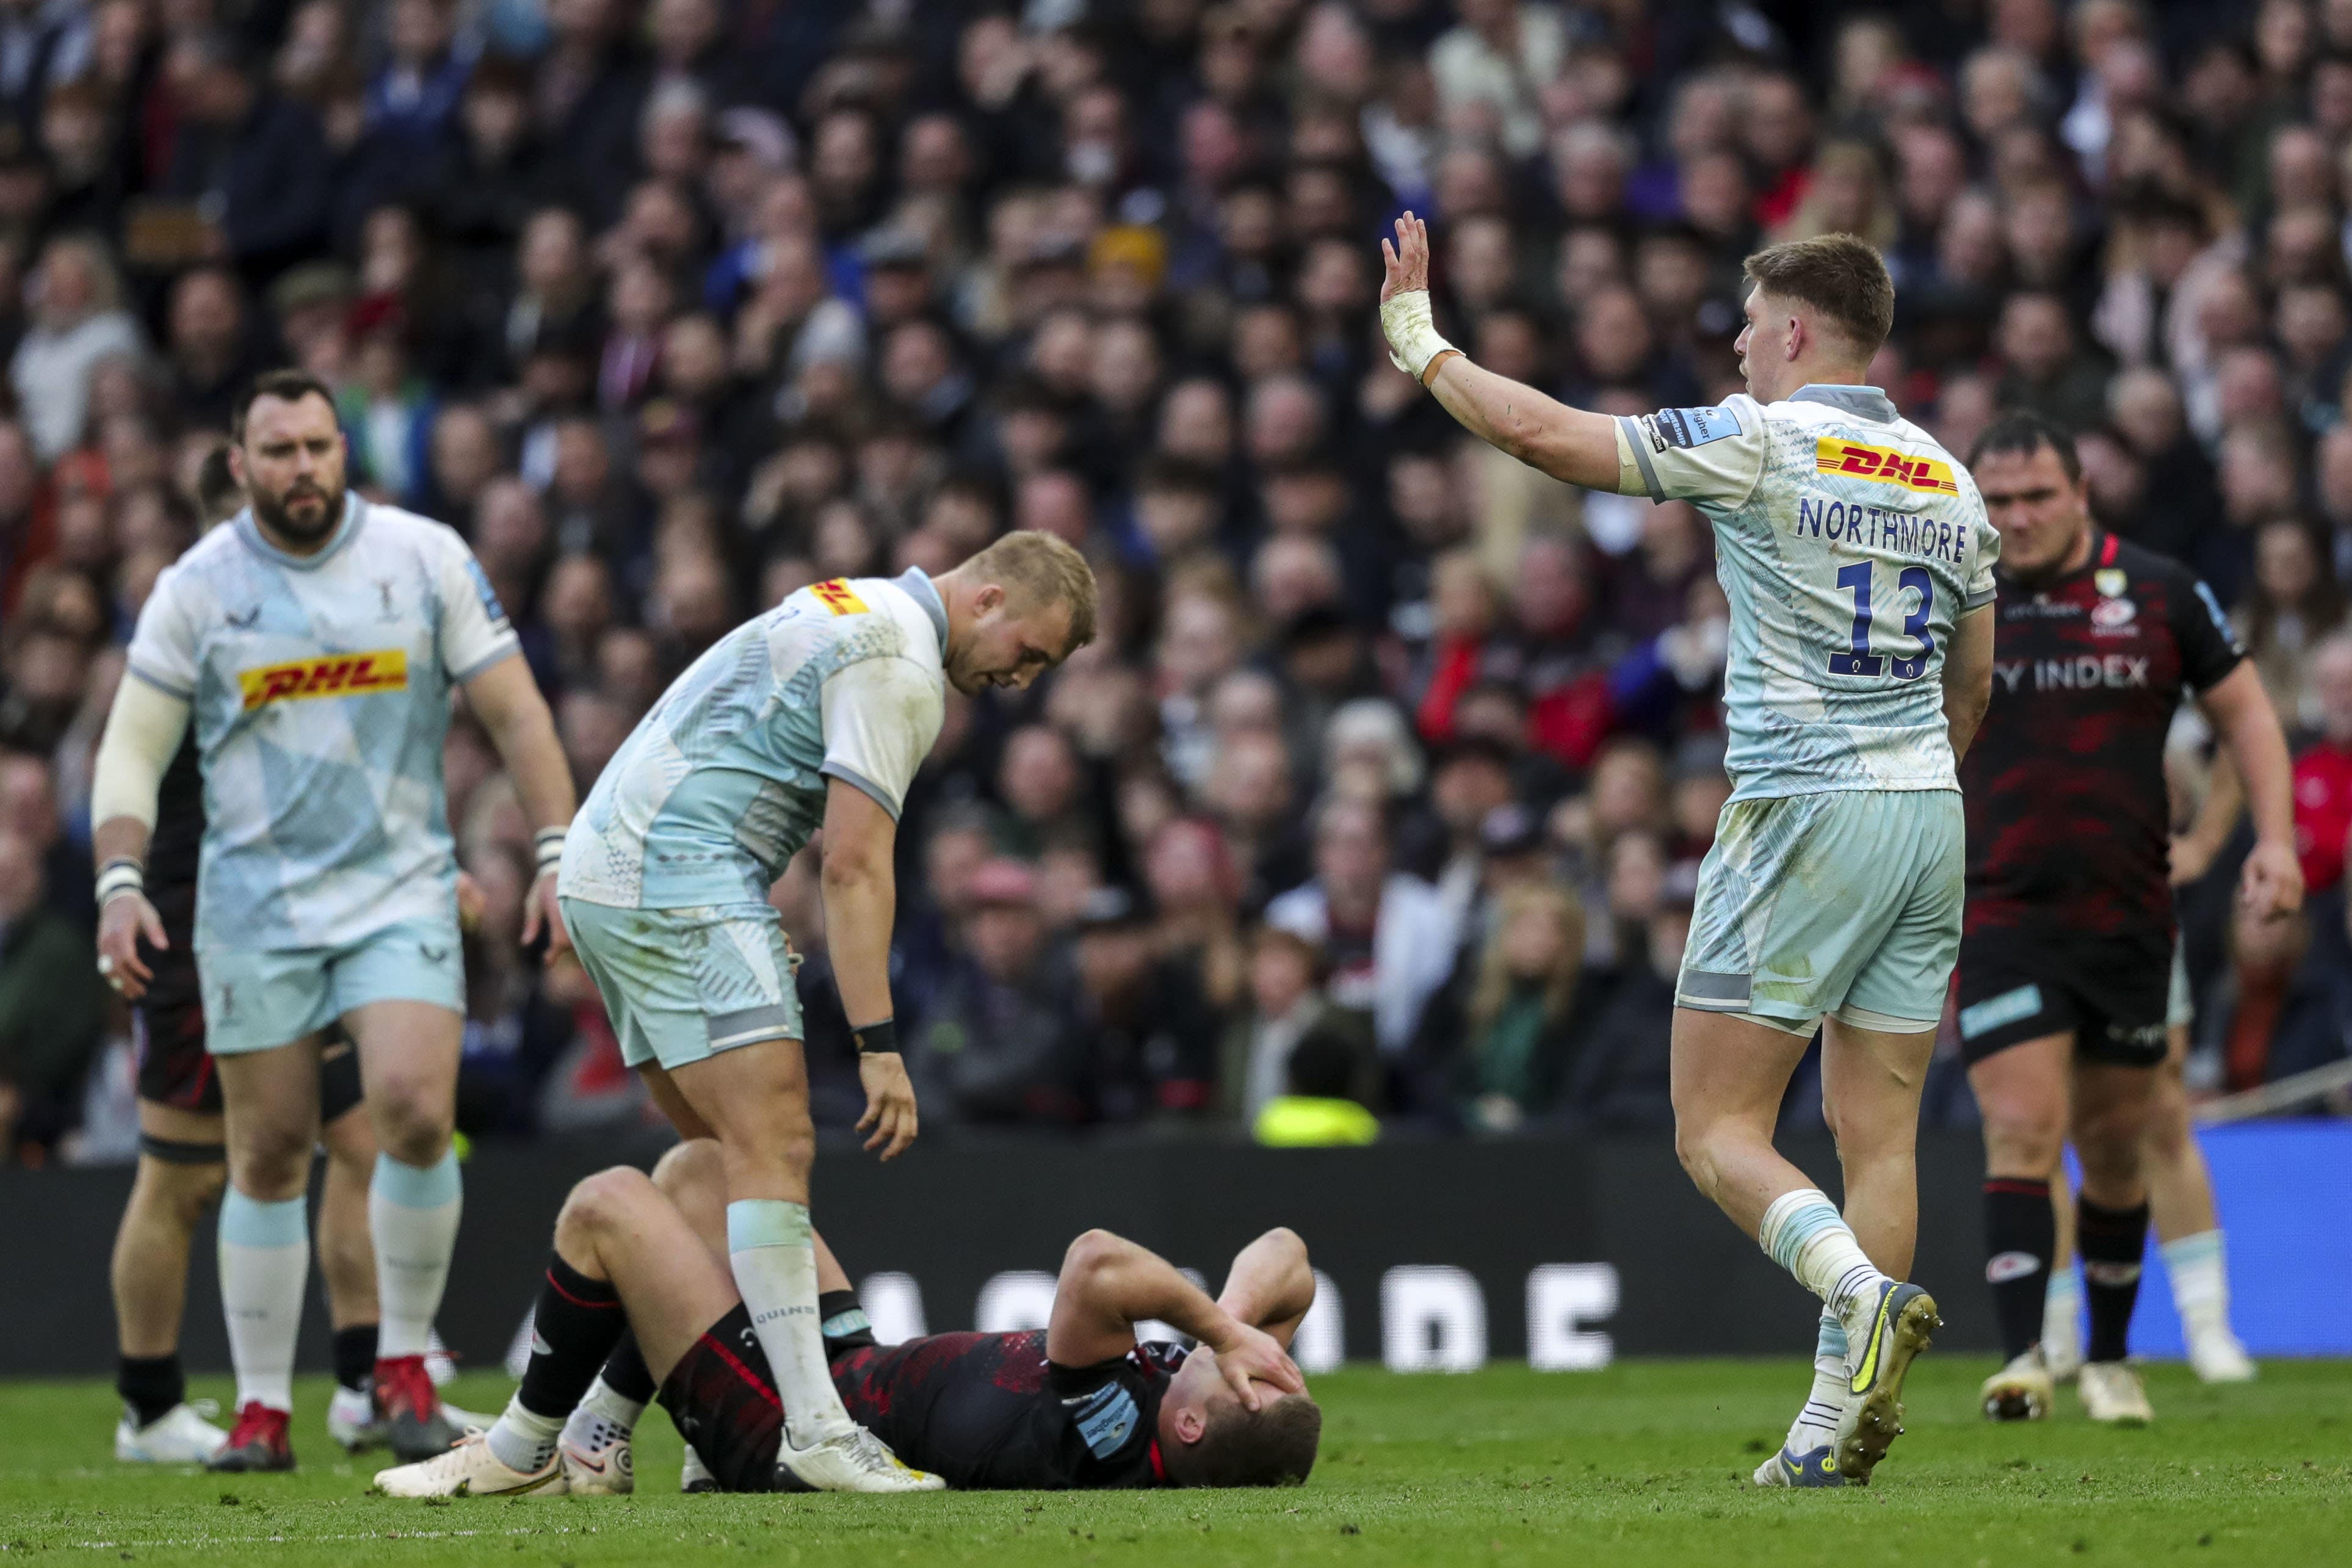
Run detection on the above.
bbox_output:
[1379,289,1453,380]
[97,857,143,906]
[534,826,565,879]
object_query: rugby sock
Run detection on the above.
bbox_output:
[1757,1188,1886,1323]
[601,1330,658,1408]
[492,1254,625,1473]
[1784,1311,1848,1453]
[2044,1261,2083,1362]
[1982,1177,2055,1360]
[219,1189,308,1414]
[332,1323,379,1395]
[727,1199,852,1447]
[2077,1196,2151,1364]
[118,1354,185,1428]
[369,1151,462,1359]
[2162,1230,2233,1339]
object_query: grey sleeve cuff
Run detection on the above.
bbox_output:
[1616,415,1664,500]
[1961,587,1998,610]
[452,640,523,685]
[126,663,193,699]
[819,761,903,820]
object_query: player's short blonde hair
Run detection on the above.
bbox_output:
[966,529,1099,656]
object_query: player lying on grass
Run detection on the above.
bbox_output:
[374,1141,1315,1497]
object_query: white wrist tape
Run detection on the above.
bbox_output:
[96,858,144,905]
[534,825,566,879]
[1379,289,1453,380]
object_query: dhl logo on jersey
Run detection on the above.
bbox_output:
[1814,438,1961,496]
[239,649,409,710]
[810,579,869,616]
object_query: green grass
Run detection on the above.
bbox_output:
[1,1360,2344,1566]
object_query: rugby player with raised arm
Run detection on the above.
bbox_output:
[1377,215,1996,1487]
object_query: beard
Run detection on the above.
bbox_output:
[251,477,344,544]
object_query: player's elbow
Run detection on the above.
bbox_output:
[820,839,890,892]
[1062,1227,1130,1282]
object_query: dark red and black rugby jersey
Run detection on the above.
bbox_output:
[831,1329,1184,1490]
[144,731,205,925]
[1961,529,2243,942]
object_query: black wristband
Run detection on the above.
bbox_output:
[850,1017,899,1057]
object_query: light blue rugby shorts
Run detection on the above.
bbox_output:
[1677,789,1964,1035]
[560,897,804,1071]
[197,914,465,1055]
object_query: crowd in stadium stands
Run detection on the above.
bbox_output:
[5,0,2352,1164]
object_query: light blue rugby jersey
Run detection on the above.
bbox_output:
[1613,384,1999,804]
[124,496,519,952]
[560,568,949,910]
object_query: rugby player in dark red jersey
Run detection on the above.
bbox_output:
[375,1139,1317,1498]
[1956,414,2301,1426]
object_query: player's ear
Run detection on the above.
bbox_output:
[974,582,1005,617]
[1173,1402,1208,1445]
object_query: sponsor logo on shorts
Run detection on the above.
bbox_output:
[1814,437,1961,495]
[810,579,869,616]
[1986,1251,2043,1284]
[1958,983,2043,1039]
[239,649,410,709]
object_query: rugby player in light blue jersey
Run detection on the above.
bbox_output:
[380,530,1102,1501]
[1378,217,1996,1488]
[90,371,578,1472]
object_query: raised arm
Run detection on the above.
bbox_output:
[462,654,577,959]
[1379,212,1624,490]
[1941,604,1995,762]
[2196,662,2303,920]
[1046,1229,1304,1409]
[1215,1227,1317,1349]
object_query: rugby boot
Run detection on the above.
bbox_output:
[2078,1361,2154,1425]
[206,1401,295,1472]
[1980,1346,2055,1422]
[377,1354,465,1462]
[774,1425,946,1492]
[116,1400,229,1464]
[1835,1280,1941,1486]
[1751,1443,1845,1487]
[374,1430,565,1498]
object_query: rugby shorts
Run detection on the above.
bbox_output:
[656,1301,880,1494]
[560,898,803,1072]
[1679,789,1964,1035]
[1955,927,2173,1068]
[195,913,464,1055]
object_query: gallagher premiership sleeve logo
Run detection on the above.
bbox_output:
[239,649,410,709]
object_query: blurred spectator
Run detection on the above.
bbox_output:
[11,234,143,460]
[1252,1024,1380,1147]
[909,859,1088,1126]
[1414,883,1588,1135]
[0,828,107,1162]
[1266,798,1458,1057]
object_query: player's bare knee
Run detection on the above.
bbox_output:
[231,1125,316,1198]
[651,1137,725,1201]
[559,1166,658,1247]
[168,1161,228,1224]
[371,1085,454,1166]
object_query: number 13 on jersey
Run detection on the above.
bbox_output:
[1828,562,1935,681]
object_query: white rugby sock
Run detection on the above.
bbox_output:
[1759,1188,1886,1322]
[219,1188,308,1414]
[371,1151,463,1358]
[727,1199,852,1448]
[1784,1310,1850,1453]
[485,1392,563,1474]
[560,1373,646,1453]
[2162,1230,2232,1336]
[2043,1261,2083,1356]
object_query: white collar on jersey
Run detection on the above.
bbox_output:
[895,565,950,653]
[1789,383,1898,424]
[234,492,364,571]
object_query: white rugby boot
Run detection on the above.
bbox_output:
[557,1406,635,1495]
[374,1429,566,1497]
[2184,1320,2257,1384]
[115,1400,230,1464]
[774,1426,945,1492]
[2077,1361,2155,1425]
[1980,1346,2055,1422]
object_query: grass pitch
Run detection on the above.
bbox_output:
[0,1360,2342,1567]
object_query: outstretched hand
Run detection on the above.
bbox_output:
[1379,211,1430,303]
